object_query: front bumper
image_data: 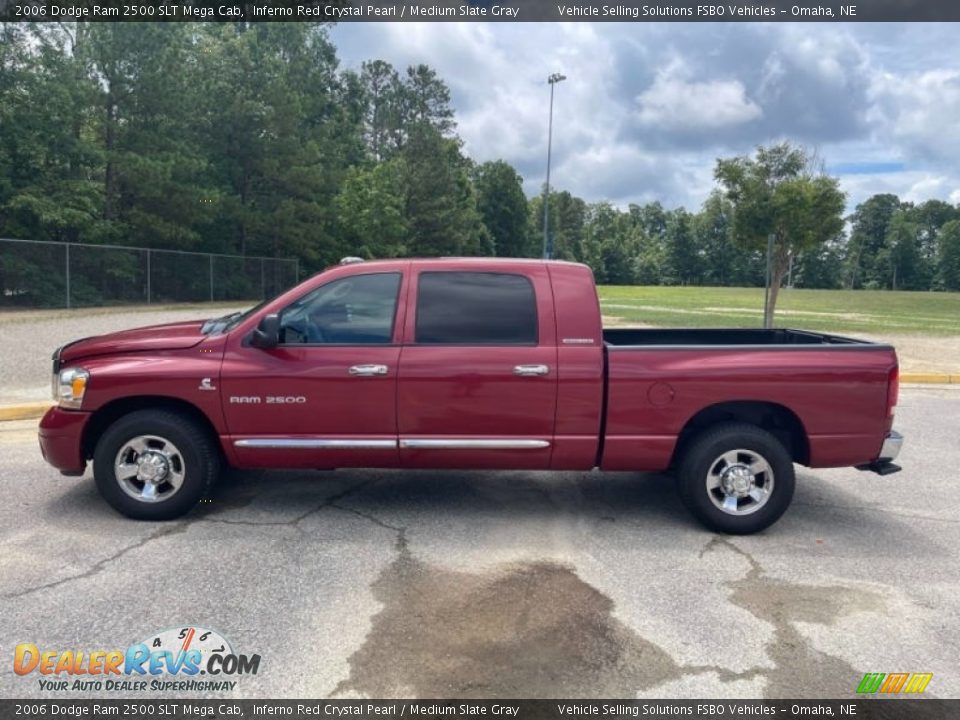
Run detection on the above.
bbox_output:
[38,406,91,475]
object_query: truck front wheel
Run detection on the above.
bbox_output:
[93,409,220,520]
[676,422,795,534]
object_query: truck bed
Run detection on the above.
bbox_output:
[599,326,898,473]
[603,327,887,348]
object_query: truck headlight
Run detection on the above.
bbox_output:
[56,367,89,409]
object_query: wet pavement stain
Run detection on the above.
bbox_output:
[702,536,887,698]
[336,526,888,699]
[334,532,685,698]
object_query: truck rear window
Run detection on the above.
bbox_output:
[415,272,538,345]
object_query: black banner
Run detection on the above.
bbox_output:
[3,0,960,22]
[0,700,955,720]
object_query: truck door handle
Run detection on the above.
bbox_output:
[513,364,550,377]
[349,364,389,376]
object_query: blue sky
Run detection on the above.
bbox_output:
[330,22,960,212]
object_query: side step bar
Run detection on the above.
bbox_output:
[855,461,902,476]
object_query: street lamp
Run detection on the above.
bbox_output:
[542,72,566,260]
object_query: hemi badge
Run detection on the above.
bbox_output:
[562,338,595,345]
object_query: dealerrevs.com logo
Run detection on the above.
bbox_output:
[14,626,261,693]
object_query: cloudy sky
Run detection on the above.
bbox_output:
[330,22,960,212]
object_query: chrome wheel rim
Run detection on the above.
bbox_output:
[114,435,185,503]
[706,448,774,516]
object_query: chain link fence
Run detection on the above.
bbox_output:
[0,238,300,309]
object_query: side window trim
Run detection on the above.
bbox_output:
[413,271,539,346]
[277,271,404,347]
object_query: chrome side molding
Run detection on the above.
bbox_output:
[399,439,550,449]
[234,438,551,450]
[234,439,396,449]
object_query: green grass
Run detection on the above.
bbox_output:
[598,286,960,336]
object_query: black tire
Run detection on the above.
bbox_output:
[93,409,220,520]
[676,422,795,534]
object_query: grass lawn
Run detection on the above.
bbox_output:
[598,286,960,336]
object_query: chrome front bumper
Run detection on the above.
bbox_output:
[879,430,903,462]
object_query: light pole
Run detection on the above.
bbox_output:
[542,72,566,259]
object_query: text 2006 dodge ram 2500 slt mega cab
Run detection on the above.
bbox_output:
[39,258,903,534]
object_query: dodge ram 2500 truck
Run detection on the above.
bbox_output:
[39,258,903,534]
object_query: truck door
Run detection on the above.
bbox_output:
[221,270,405,469]
[396,267,558,469]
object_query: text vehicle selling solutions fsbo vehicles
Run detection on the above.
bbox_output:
[39,258,903,534]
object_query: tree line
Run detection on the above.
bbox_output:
[1,22,959,308]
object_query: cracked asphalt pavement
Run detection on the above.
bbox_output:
[1,385,958,699]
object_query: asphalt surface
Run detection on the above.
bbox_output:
[1,385,958,700]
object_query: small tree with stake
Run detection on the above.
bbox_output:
[715,142,846,328]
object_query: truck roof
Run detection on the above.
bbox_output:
[334,256,589,269]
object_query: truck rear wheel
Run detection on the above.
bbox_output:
[93,409,220,520]
[676,422,795,534]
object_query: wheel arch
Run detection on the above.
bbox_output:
[671,400,810,467]
[82,396,221,461]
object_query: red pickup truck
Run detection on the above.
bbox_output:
[39,258,902,534]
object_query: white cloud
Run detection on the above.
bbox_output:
[839,171,959,210]
[330,23,960,212]
[869,69,960,166]
[635,59,762,130]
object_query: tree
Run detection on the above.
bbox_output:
[791,240,844,289]
[0,24,104,246]
[197,23,353,269]
[628,203,668,285]
[582,202,631,284]
[904,199,959,288]
[845,194,902,289]
[336,160,409,259]
[359,60,400,162]
[664,209,700,285]
[400,127,490,257]
[529,190,587,262]
[878,211,922,290]
[937,220,960,291]
[379,63,455,155]
[85,24,217,249]
[715,142,845,326]
[404,64,455,136]
[635,201,669,241]
[693,192,765,287]
[474,160,531,257]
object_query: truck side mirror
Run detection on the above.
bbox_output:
[250,313,280,349]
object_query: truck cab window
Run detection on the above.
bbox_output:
[279,272,401,345]
[415,272,538,345]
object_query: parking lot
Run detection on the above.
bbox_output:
[0,385,957,699]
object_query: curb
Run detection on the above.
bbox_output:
[0,374,957,423]
[900,373,960,384]
[0,402,52,422]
